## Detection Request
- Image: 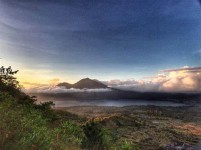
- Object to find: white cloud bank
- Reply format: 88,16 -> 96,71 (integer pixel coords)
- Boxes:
105,66 -> 201,93
24,86 -> 112,94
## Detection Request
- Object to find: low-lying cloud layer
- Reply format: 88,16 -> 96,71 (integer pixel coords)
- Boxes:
105,66 -> 201,93
24,86 -> 112,94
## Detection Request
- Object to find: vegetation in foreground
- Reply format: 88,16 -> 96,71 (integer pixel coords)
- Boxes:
0,67 -> 118,150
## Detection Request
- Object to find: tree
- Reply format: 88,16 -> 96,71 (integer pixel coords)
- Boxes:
0,66 -> 19,88
0,66 -> 34,104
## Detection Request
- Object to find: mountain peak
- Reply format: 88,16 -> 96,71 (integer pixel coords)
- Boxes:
58,78 -> 107,89
81,77 -> 90,81
73,78 -> 107,89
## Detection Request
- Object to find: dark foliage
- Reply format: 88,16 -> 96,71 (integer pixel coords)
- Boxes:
82,121 -> 111,150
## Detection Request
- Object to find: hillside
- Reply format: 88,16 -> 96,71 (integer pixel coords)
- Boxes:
0,69 -> 112,150
57,82 -> 73,89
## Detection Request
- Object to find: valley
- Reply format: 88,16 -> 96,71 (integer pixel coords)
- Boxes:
58,105 -> 201,149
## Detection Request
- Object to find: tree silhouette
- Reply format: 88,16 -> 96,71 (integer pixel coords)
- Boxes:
0,66 -> 19,89
0,66 -> 19,78
0,66 -> 27,104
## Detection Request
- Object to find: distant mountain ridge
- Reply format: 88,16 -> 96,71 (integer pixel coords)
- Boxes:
53,78 -> 201,104
57,78 -> 107,89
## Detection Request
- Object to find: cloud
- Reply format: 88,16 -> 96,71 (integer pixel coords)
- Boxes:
48,78 -> 60,85
194,50 -> 201,54
21,82 -> 47,87
105,66 -> 201,93
160,66 -> 201,73
21,77 -> 60,89
158,67 -> 201,92
24,86 -> 112,94
103,79 -> 139,87
105,79 -> 161,92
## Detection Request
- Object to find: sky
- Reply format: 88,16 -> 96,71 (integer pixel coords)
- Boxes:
0,0 -> 201,92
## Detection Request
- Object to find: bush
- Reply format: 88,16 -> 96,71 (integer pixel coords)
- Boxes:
82,121 -> 112,150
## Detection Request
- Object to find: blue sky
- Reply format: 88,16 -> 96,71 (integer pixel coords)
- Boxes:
0,0 -> 201,85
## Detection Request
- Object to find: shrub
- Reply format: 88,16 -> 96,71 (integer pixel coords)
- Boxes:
82,121 -> 112,150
